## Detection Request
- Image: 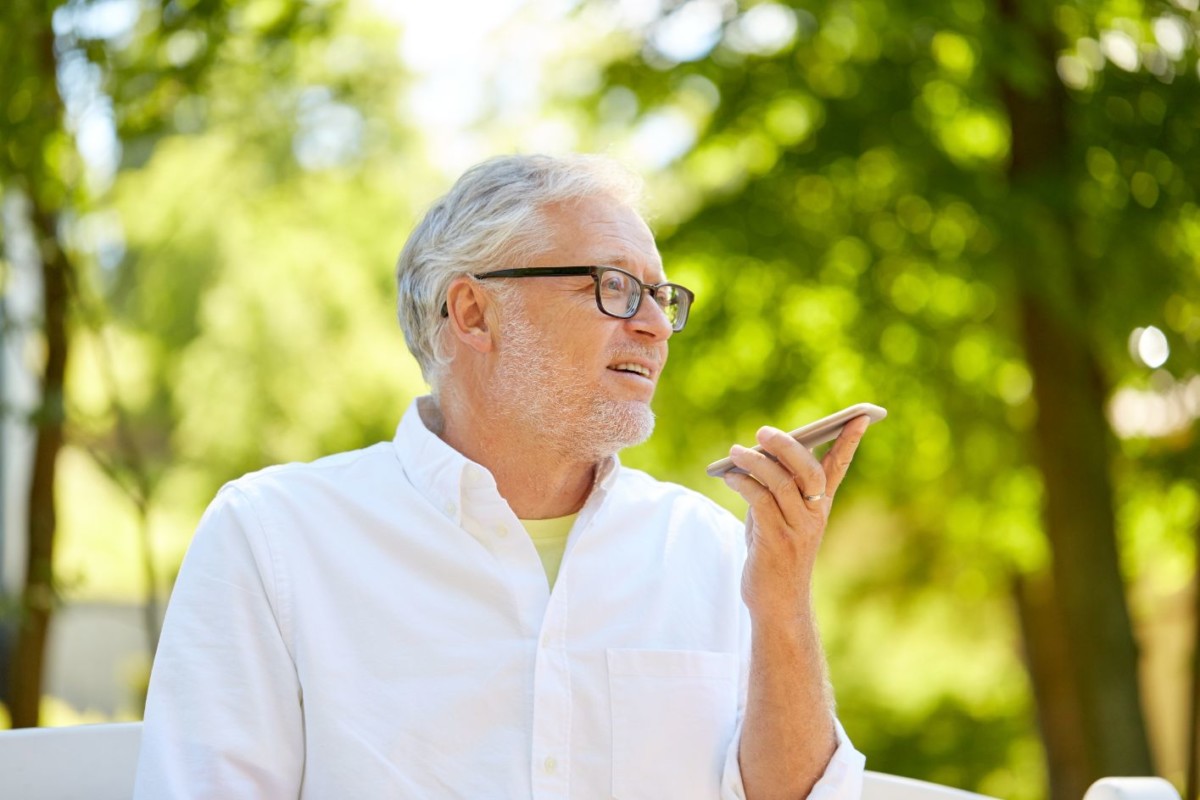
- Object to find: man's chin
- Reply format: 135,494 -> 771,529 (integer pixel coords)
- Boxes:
592,400 -> 655,454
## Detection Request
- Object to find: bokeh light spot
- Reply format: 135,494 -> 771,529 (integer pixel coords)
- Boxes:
1129,326 -> 1170,367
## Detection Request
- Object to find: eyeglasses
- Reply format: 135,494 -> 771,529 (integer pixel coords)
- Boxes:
440,266 -> 695,332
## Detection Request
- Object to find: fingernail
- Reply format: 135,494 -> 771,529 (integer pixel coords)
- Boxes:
757,426 -> 782,444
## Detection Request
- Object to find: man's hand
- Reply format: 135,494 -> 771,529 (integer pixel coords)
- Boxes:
722,415 -> 871,799
722,415 -> 871,622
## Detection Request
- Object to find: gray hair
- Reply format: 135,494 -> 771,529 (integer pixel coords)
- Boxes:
395,153 -> 645,389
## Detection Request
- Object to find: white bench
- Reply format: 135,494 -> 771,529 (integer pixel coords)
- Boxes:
863,771 -> 999,800
0,722 -> 141,799
0,722 -> 1184,800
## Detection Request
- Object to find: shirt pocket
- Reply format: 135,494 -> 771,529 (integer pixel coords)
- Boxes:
607,648 -> 739,800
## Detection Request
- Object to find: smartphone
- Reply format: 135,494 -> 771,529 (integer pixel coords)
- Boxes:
705,402 -> 888,478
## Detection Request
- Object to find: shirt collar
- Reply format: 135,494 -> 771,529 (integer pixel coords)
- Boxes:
392,396 -> 621,523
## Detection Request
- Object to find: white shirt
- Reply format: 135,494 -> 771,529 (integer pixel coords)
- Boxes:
134,398 -> 866,799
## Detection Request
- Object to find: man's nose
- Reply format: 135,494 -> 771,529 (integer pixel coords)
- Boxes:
627,292 -> 674,340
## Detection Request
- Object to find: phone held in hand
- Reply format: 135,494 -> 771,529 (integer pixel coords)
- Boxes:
705,402 -> 888,478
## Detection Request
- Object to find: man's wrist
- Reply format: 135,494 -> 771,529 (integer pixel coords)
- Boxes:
748,606 -> 819,647
745,591 -> 815,632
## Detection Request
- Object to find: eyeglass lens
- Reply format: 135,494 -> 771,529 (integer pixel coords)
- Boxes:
597,268 -> 688,329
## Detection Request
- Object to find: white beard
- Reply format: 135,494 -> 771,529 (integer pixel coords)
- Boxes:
489,308 -> 655,461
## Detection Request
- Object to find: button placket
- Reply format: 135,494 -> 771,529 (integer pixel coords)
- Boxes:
530,589 -> 572,798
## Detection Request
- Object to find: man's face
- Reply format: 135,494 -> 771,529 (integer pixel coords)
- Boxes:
487,194 -> 675,459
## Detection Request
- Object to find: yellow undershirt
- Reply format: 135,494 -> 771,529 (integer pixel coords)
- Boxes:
519,514 -> 578,590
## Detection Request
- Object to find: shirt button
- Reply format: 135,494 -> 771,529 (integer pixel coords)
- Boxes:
444,501 -> 457,517
543,756 -> 557,774
495,524 -> 508,538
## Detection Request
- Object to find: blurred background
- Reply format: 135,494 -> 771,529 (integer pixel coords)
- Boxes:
0,1 -> 1197,798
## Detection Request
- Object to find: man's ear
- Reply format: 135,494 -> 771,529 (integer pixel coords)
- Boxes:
444,277 -> 496,354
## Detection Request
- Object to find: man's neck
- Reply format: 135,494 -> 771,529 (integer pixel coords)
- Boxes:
420,395 -> 601,519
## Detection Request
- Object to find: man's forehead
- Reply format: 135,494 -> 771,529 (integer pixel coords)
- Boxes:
590,251 -> 663,270
543,198 -> 664,273
543,196 -> 647,233
575,249 -> 666,282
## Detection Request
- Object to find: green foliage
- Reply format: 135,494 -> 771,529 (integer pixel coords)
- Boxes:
586,0 -> 1200,794
2,0 -> 437,600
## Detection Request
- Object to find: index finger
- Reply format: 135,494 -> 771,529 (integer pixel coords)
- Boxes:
822,415 -> 871,498
754,425 -> 827,496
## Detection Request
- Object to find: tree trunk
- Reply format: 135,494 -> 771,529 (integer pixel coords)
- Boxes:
6,8 -> 71,730
1020,291 -> 1154,776
995,0 -> 1155,787
1012,572 -> 1092,800
1186,518 -> 1199,800
8,201 -> 70,729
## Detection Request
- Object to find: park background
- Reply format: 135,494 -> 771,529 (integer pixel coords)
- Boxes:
0,0 -> 1197,798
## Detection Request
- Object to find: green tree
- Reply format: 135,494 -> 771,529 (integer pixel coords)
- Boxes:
0,0 -> 74,732
0,0 -> 430,727
575,0 -> 1199,796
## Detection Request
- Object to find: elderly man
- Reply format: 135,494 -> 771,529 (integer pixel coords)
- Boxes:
134,154 -> 869,799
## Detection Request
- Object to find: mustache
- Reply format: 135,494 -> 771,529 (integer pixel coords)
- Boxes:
607,346 -> 664,369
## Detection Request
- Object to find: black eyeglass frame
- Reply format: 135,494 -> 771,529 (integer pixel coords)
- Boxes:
439,266 -> 695,332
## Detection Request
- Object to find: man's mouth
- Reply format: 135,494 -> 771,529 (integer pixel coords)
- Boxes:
610,362 -> 652,379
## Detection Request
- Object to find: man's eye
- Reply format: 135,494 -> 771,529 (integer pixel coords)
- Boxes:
600,274 -> 629,293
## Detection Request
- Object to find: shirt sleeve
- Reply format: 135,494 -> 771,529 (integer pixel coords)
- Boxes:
133,484 -> 305,799
720,717 -> 865,800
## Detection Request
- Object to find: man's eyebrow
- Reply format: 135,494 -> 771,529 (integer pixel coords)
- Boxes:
593,254 -> 633,267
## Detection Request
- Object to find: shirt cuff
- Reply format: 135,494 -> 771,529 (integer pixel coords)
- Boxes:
720,717 -> 866,800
